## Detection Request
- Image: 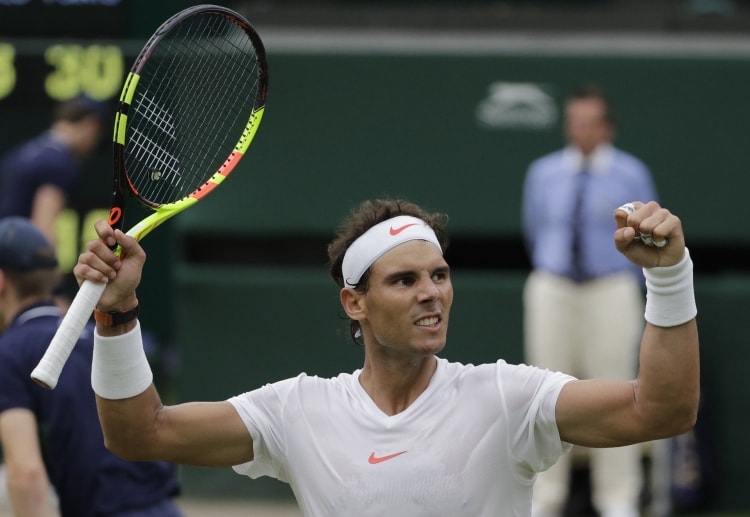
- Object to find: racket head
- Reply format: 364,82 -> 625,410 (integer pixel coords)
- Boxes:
110,4 -> 268,237
31,5 -> 268,391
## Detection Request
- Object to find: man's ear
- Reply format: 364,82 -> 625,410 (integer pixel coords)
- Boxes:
340,287 -> 366,322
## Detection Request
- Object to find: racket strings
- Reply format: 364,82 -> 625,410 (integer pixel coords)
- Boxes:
124,12 -> 263,207
129,93 -> 180,191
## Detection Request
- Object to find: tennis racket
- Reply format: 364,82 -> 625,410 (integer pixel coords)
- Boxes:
31,4 -> 268,389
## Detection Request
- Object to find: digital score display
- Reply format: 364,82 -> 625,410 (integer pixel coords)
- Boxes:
0,0 -> 216,104
0,41 -> 129,105
0,1 -> 129,104
0,39 -> 135,272
0,0 -> 216,280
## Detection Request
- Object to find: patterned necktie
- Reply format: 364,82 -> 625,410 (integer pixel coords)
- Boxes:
570,167 -> 589,282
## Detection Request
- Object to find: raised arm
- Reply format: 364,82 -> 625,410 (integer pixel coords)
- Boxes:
555,201 -> 699,447
74,220 -> 253,466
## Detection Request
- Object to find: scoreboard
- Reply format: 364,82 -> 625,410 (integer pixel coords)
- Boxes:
0,0 -> 179,273
0,0 -> 234,309
0,0 -> 217,337
0,37 -> 134,272
0,0 -> 225,107
0,40 -> 131,106
0,0 -> 131,107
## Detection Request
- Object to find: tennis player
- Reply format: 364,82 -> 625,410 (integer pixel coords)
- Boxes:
75,198 -> 698,517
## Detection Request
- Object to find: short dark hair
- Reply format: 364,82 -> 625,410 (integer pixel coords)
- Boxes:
5,269 -> 59,299
327,199 -> 449,289
53,95 -> 111,127
327,199 -> 449,344
567,83 -> 615,127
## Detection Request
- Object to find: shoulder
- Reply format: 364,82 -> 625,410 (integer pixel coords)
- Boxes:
525,150 -> 567,185
0,309 -> 87,368
438,358 -> 539,390
528,149 -> 564,172
0,324 -> 38,364
437,359 -> 575,410
611,147 -> 651,176
231,372 -> 351,404
0,331 -> 35,412
495,361 -> 576,402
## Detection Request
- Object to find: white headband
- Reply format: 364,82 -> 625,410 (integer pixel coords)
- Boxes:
341,215 -> 442,287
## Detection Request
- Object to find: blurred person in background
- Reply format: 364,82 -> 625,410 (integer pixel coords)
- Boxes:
0,95 -> 108,247
0,95 -> 110,310
521,84 -> 658,517
0,216 -> 183,517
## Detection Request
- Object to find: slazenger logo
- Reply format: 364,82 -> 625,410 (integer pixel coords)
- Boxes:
476,82 -> 558,130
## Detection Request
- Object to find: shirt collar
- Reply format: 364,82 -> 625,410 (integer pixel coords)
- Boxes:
561,143 -> 614,176
10,300 -> 61,328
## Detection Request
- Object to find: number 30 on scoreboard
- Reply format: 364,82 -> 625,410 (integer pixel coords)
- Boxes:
0,42 -> 124,102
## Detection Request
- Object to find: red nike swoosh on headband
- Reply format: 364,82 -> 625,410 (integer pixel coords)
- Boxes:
389,223 -> 418,236
368,451 -> 407,464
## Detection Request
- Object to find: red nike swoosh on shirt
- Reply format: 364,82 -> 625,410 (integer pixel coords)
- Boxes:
389,223 -> 418,236
368,451 -> 407,464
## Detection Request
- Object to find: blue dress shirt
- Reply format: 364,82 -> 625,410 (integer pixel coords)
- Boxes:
522,143 -> 657,282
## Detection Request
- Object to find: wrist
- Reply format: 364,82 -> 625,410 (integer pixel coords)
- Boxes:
94,303 -> 139,326
643,247 -> 697,327
94,297 -> 139,335
96,294 -> 138,314
92,321 -> 153,399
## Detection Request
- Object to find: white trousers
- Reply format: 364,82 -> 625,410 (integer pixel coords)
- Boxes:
523,270 -> 645,515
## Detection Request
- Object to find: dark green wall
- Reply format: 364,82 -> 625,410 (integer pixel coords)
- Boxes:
175,49 -> 750,242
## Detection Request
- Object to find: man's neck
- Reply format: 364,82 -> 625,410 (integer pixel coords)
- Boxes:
358,354 -> 437,416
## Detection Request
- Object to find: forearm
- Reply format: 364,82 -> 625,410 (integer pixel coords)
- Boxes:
91,318 -> 254,466
634,248 -> 700,436
95,385 -> 165,461
634,320 -> 700,437
8,469 -> 55,517
92,320 -> 163,460
559,203 -> 701,446
97,393 -> 254,466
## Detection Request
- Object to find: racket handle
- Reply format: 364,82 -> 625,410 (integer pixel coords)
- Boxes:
31,280 -> 107,389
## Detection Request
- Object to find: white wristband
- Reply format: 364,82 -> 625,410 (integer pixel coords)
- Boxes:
643,247 -> 697,327
92,321 -> 153,399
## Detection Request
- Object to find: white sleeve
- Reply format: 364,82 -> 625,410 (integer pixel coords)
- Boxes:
497,361 -> 576,473
227,375 -> 305,482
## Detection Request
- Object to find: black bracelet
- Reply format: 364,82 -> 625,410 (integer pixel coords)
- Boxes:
94,304 -> 139,327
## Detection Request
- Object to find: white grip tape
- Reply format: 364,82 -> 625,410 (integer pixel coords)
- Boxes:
31,280 -> 107,389
92,321 -> 153,400
643,247 -> 697,327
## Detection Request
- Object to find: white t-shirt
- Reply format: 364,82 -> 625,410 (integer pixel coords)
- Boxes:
228,357 -> 575,517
